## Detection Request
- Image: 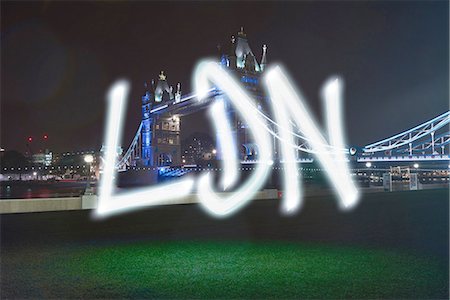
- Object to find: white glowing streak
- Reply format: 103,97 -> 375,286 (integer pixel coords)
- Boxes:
209,100 -> 238,190
150,104 -> 168,113
266,78 -> 302,214
96,80 -> 194,218
194,61 -> 272,217
264,66 -> 359,210
323,78 -> 351,189
257,106 -> 348,153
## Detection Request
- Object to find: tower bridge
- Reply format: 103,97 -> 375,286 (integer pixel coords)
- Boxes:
116,28 -> 450,172
120,27 -> 272,170
357,111 -> 450,163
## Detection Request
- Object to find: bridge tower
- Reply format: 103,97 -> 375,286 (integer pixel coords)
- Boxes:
140,72 -> 181,167
137,28 -> 273,167
219,27 -> 274,160
141,83 -> 153,166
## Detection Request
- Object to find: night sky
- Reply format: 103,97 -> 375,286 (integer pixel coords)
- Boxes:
1,1 -> 448,154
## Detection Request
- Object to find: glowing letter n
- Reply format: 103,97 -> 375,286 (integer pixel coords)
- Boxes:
265,67 -> 359,213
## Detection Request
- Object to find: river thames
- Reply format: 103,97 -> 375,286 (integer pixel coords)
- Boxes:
0,181 -> 95,199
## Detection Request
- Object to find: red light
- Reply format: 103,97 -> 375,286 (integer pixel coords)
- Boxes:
28,136 -> 33,143
43,134 -> 48,140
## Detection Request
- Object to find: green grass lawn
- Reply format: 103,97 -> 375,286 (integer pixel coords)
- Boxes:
2,240 -> 448,299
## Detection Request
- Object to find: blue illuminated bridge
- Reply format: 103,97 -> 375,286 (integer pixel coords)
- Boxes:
116,90 -> 449,171
114,28 -> 449,173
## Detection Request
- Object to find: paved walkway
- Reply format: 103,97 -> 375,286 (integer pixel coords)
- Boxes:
1,189 -> 448,258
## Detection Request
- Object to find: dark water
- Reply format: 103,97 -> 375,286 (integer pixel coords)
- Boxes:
1,178 -> 445,199
0,182 -> 96,199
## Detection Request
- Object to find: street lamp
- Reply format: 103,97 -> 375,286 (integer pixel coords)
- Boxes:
84,154 -> 94,195
84,154 -> 94,164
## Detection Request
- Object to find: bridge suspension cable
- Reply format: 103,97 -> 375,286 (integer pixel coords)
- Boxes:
116,122 -> 143,171
117,83 -> 449,169
363,111 -> 450,154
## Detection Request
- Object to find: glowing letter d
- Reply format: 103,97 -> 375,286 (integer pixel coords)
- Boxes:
194,61 -> 273,217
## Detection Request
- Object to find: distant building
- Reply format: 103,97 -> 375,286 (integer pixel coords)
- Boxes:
181,133 -> 215,165
32,151 -> 52,166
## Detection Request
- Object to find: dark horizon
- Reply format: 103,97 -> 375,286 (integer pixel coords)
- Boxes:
1,1 -> 448,154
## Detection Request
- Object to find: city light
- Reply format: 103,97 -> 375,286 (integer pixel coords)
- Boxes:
413,163 -> 419,169
365,162 -> 372,168
43,134 -> 48,140
27,136 -> 33,143
84,154 -> 94,164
